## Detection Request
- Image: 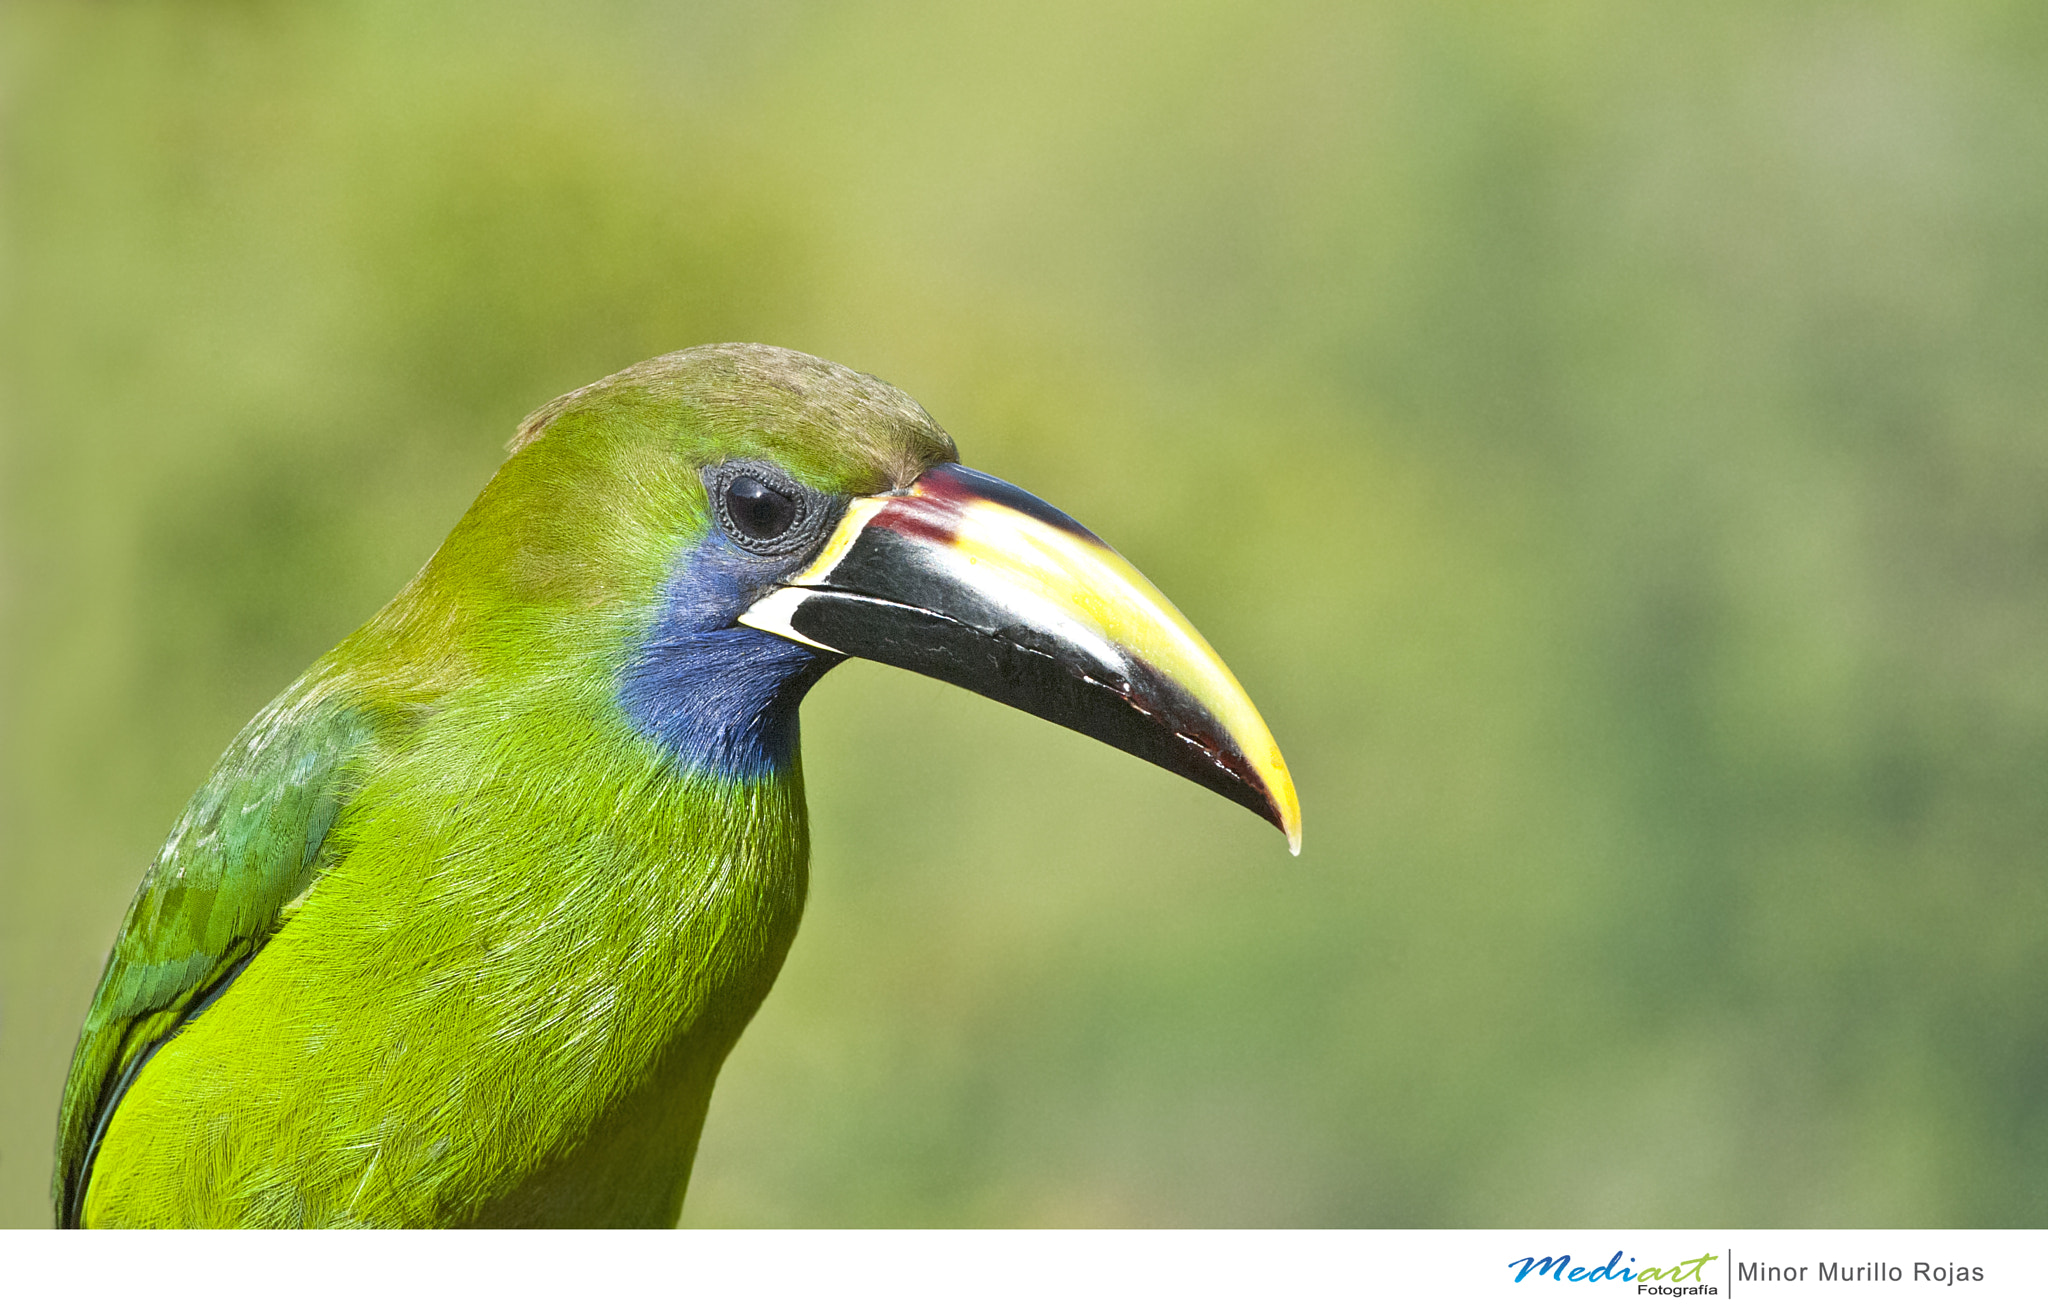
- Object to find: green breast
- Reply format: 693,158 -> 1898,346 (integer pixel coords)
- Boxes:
81,689 -> 811,1228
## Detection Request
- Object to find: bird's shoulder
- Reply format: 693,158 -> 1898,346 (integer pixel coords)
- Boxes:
52,674 -> 400,1226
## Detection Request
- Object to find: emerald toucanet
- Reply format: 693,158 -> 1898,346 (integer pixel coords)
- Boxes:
54,344 -> 1300,1227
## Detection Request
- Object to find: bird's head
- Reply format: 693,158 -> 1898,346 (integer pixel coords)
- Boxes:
406,343 -> 1298,851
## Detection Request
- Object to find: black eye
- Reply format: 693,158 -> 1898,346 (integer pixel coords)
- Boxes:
724,475 -> 798,542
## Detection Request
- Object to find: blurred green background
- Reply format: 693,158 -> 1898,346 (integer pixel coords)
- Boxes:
6,0 -> 2048,1228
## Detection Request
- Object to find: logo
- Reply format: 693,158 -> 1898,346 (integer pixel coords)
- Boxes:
1509,1251 -> 1719,1297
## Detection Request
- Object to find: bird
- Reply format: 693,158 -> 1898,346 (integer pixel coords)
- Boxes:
53,343 -> 1300,1228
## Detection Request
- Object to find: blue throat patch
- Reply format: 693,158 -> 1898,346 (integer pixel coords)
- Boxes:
619,538 -> 842,779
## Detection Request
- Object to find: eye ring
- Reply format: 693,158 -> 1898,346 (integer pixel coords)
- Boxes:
705,461 -> 835,556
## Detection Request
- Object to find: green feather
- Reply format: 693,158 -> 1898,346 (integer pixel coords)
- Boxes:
54,682 -> 381,1226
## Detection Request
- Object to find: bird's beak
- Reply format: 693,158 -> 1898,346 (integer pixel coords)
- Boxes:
738,463 -> 1301,852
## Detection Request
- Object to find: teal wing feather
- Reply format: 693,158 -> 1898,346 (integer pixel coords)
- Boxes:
53,680 -> 381,1227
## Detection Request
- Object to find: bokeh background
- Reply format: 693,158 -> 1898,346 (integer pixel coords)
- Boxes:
6,0 -> 2048,1228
